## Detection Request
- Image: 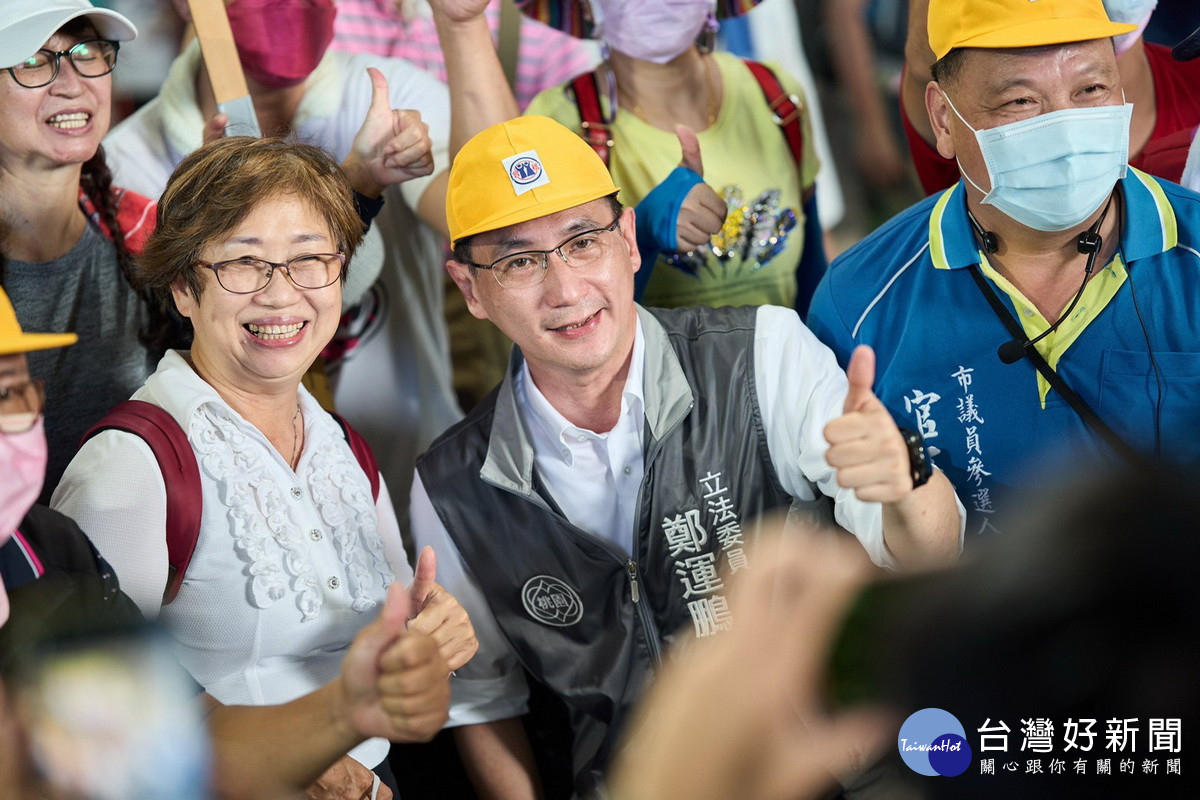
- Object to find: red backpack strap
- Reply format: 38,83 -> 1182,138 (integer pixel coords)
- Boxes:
570,71 -> 613,168
743,60 -> 804,169
331,413 -> 381,502
81,400 -> 201,605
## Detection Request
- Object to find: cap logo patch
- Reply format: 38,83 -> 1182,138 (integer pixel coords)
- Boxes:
503,150 -> 551,195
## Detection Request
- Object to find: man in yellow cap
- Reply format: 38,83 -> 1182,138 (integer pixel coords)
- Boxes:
411,114 -> 963,797
808,0 -> 1200,539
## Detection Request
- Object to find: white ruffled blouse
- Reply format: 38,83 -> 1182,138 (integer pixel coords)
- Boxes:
53,350 -> 413,768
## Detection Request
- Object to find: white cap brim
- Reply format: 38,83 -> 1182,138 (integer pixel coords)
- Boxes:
1,4 -> 137,69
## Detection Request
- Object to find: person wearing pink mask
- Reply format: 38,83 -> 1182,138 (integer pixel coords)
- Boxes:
521,0 -> 828,316
900,0 -> 1200,192
0,282 -> 457,800
103,0 -> 518,544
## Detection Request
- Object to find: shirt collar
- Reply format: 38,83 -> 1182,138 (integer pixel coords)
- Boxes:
518,316 -> 646,449
928,171 -> 1178,271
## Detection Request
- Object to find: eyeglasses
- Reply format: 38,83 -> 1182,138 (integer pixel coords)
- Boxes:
5,39 -> 120,89
0,380 -> 45,434
465,215 -> 624,290
193,253 -> 346,294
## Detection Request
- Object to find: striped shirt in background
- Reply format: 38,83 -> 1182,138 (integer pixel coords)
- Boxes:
331,0 -> 601,109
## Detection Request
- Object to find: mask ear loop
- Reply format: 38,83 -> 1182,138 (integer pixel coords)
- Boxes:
940,90 -> 994,198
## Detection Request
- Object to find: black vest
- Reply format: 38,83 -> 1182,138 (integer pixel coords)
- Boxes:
418,306 -> 809,795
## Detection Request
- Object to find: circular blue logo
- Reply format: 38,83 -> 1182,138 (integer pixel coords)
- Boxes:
898,708 -> 972,777
509,156 -> 543,185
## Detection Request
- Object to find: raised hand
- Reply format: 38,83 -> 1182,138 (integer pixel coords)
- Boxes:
340,581 -> 450,745
425,0 -> 491,24
406,546 -> 479,672
673,124 -> 727,252
823,345 -> 914,503
345,67 -> 435,198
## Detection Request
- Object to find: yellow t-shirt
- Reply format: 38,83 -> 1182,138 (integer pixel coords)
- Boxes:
525,51 -> 820,309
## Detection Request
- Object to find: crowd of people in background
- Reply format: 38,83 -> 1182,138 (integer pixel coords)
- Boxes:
2,0 -> 1199,798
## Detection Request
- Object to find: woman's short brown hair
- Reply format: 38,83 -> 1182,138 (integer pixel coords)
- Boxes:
137,137 -> 364,300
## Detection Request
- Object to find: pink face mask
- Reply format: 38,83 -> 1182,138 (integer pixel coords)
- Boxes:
592,0 -> 715,64
0,416 -> 47,542
226,0 -> 337,89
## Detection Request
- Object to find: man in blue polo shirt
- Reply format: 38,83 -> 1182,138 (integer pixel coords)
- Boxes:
809,0 -> 1200,537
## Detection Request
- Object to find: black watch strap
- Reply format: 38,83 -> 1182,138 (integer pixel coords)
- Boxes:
898,427 -> 932,489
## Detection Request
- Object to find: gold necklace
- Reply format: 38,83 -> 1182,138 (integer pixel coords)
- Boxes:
619,54 -> 718,129
289,402 -> 302,469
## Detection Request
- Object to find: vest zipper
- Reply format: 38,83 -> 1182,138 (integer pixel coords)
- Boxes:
627,560 -> 662,666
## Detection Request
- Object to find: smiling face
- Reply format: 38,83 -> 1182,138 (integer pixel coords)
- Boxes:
926,39 -> 1124,197
0,26 -> 112,173
447,199 -> 641,388
172,193 -> 342,398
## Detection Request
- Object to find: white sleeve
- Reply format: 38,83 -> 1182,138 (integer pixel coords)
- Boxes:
373,477 -> 415,586
752,305 -> 891,567
50,430 -> 170,619
410,472 -> 530,725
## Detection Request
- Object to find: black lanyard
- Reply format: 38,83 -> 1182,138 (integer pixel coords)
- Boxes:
966,264 -> 1149,468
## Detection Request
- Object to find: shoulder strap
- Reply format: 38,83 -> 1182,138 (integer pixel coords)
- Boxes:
570,71 -> 613,168
742,59 -> 804,169
81,400 -> 201,605
331,413 -> 381,502
965,266 -> 1149,468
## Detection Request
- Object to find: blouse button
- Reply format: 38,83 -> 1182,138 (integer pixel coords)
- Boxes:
623,465 -> 632,475
291,487 -> 303,499
328,576 -> 340,590
310,529 -> 323,542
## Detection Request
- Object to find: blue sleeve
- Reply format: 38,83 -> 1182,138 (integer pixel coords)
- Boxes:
793,192 -> 828,320
633,166 -> 705,301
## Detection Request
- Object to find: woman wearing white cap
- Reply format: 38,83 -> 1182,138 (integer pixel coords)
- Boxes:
0,0 -> 155,504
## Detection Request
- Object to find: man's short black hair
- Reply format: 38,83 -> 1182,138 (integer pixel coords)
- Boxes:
930,48 -> 968,85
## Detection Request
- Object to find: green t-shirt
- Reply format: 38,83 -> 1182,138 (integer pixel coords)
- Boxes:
526,51 -> 820,308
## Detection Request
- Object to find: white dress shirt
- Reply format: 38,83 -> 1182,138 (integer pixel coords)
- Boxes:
411,305 -> 964,725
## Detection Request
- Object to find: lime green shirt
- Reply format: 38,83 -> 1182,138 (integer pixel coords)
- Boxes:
526,51 -> 820,308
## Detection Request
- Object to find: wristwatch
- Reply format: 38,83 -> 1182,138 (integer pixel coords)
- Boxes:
898,428 -> 932,489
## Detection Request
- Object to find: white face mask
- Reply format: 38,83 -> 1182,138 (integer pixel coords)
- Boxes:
1104,0 -> 1158,55
591,0 -> 715,64
944,93 -> 1132,232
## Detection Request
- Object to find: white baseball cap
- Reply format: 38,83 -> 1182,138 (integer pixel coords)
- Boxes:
1,0 -> 138,69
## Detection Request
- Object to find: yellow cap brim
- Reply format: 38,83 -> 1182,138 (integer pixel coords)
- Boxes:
937,18 -> 1136,59
0,332 -> 78,356
451,184 -> 620,248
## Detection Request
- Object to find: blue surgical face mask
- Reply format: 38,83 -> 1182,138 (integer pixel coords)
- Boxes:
943,93 -> 1132,232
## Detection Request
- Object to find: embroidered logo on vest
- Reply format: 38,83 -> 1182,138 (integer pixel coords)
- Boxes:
521,575 -> 583,626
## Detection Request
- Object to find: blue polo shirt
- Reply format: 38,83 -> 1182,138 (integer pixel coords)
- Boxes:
809,170 -> 1200,537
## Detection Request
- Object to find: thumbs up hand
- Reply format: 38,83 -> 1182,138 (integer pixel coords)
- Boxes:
823,346 -> 915,504
673,124 -> 727,252
339,581 -> 450,744
405,546 -> 479,673
345,67 -> 435,198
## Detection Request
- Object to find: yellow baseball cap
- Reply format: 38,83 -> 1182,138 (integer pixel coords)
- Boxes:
0,287 -> 77,356
446,116 -> 620,247
928,0 -> 1136,61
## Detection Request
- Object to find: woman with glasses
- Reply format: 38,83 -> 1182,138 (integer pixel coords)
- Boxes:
0,1 -> 157,503
52,137 -> 477,799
